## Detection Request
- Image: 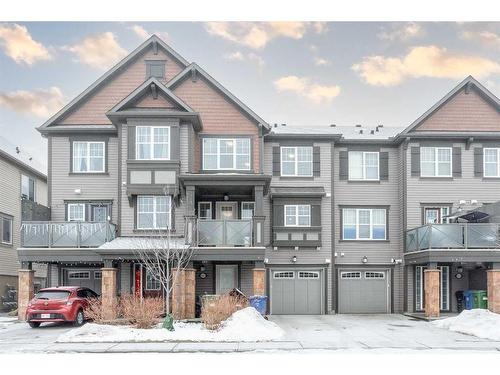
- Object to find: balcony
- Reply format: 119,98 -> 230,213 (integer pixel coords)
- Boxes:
21,221 -> 117,248
185,218 -> 256,247
405,223 -> 500,253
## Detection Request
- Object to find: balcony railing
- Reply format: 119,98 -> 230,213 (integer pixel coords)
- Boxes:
185,218 -> 254,247
405,223 -> 500,253
21,221 -> 116,248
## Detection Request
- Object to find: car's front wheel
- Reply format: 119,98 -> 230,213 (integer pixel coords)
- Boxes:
29,322 -> 40,328
73,309 -> 84,327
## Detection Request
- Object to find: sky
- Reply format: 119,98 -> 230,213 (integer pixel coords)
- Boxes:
1,21 -> 500,172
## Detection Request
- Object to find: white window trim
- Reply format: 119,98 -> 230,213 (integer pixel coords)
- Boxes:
136,126 -> 171,161
348,151 -> 380,181
298,271 -> 320,279
273,271 -> 294,279
483,148 -> 500,178
340,271 -> 361,279
94,271 -> 102,279
198,201 -> 212,220
280,146 -> 313,177
136,195 -> 171,230
68,271 -> 91,280
72,141 -> 105,173
423,206 -> 450,224
145,269 -> 161,291
420,147 -> 452,177
67,203 -> 86,222
365,271 -> 385,279
202,138 -> 251,171
284,204 -> 311,227
342,208 -> 387,241
1,216 -> 12,245
241,201 -> 255,220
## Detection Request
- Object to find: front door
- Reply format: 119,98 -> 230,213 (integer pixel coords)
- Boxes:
216,202 -> 237,220
216,265 -> 238,294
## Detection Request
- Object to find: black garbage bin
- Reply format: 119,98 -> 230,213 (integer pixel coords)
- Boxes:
455,290 -> 465,313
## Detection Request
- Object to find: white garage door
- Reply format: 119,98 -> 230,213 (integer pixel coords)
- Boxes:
338,269 -> 390,314
270,269 -> 324,315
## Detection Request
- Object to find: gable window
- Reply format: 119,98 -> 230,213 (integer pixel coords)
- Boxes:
1,216 -> 12,245
342,208 -> 386,240
241,202 -> 255,220
202,138 -> 251,170
136,126 -> 170,160
67,203 -> 85,222
420,147 -> 452,177
73,141 -> 105,173
484,148 -> 500,177
137,196 -> 171,229
348,151 -> 379,180
145,268 -> 161,290
146,61 -> 165,79
21,175 -> 35,201
280,147 -> 312,176
284,205 -> 311,227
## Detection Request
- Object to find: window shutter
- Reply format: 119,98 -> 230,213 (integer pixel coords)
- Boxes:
272,147 -> 281,176
313,146 -> 320,177
410,147 -> 420,176
128,126 -> 136,160
272,204 -> 284,226
452,147 -> 462,177
474,147 -> 483,177
379,152 -> 389,180
339,151 -> 348,180
311,204 -> 321,226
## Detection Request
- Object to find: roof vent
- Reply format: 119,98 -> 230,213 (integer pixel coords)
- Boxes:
355,124 -> 362,128
281,123 -> 286,127
370,130 -> 375,135
274,123 -> 278,128
330,124 -> 336,127
359,129 -> 363,134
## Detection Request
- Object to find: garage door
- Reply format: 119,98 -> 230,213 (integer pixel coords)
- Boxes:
338,269 -> 390,313
63,269 -> 102,294
270,269 -> 323,314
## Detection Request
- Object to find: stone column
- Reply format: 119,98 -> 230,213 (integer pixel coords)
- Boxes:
18,267 -> 35,321
424,269 -> 440,318
172,269 -> 186,319
487,268 -> 500,313
184,268 -> 196,319
253,268 -> 266,296
101,267 -> 118,320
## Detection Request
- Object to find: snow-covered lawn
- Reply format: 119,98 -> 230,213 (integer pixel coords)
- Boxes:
432,309 -> 500,341
57,307 -> 284,343
0,317 -> 17,328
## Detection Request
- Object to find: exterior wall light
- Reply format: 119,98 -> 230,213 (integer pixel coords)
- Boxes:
223,193 -> 229,201
362,256 -> 368,264
292,255 -> 297,263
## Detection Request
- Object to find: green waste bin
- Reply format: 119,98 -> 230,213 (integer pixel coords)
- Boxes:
474,290 -> 488,309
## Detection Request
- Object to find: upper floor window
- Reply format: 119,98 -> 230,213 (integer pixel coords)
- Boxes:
137,195 -> 171,229
21,175 -> 35,201
284,205 -> 311,227
68,203 -> 85,222
423,206 -> 450,224
73,141 -> 105,173
342,208 -> 386,240
202,138 -> 250,170
348,151 -> 379,180
1,215 -> 12,245
484,148 -> 500,177
420,147 -> 452,177
136,126 -> 170,160
281,146 -> 312,176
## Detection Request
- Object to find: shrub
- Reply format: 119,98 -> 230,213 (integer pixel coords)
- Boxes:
201,294 -> 248,331
120,295 -> 165,329
83,298 -> 118,324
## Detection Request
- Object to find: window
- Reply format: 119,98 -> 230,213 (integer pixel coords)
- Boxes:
136,126 -> 170,160
202,138 -> 251,170
137,196 -> 171,229
273,271 -> 294,279
348,151 -> 379,180
241,202 -> 255,220
424,206 -> 450,224
284,205 -> 311,227
146,61 -> 165,79
68,271 -> 90,279
342,208 -> 386,240
21,175 -> 35,201
198,202 -> 212,220
280,147 -> 313,176
420,147 -> 452,177
67,203 -> 85,222
2,216 -> 12,245
341,271 -> 361,279
365,272 -> 385,279
72,141 -> 105,173
484,148 -> 500,177
415,266 -> 449,311
94,271 -> 102,279
145,269 -> 161,290
298,271 -> 320,279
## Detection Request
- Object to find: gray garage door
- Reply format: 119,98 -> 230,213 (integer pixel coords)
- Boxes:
270,269 -> 323,314
338,269 -> 390,314
63,269 -> 102,294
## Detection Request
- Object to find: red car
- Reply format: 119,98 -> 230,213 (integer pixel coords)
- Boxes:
26,286 -> 99,328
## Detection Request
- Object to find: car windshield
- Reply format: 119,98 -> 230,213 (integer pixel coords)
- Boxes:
35,291 -> 71,300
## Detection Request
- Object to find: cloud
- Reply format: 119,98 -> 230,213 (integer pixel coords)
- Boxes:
274,75 -> 341,103
352,45 -> 500,86
129,24 -> 169,42
378,22 -> 424,42
461,29 -> 500,48
314,57 -> 331,66
0,23 -> 53,65
63,32 -> 127,69
224,51 -> 265,68
205,22 -> 327,49
0,87 -> 64,118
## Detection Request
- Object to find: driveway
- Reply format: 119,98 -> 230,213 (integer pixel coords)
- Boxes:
0,314 -> 499,353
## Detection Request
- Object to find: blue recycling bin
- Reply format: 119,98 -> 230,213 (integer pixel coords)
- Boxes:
249,295 -> 268,316
463,290 -> 474,310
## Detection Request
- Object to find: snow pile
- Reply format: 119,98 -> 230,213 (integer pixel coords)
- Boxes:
57,307 -> 284,343
432,309 -> 500,341
0,317 -> 17,328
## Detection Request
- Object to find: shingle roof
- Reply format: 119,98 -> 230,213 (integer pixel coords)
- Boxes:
270,124 -> 403,140
0,135 -> 46,179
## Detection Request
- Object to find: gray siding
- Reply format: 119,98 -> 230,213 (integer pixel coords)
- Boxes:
120,262 -> 131,295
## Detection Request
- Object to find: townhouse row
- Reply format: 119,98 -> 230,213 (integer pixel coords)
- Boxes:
16,35 -> 500,320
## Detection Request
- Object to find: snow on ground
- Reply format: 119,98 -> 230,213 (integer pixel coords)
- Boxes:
56,307 -> 284,343
0,317 -> 17,328
432,309 -> 500,341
